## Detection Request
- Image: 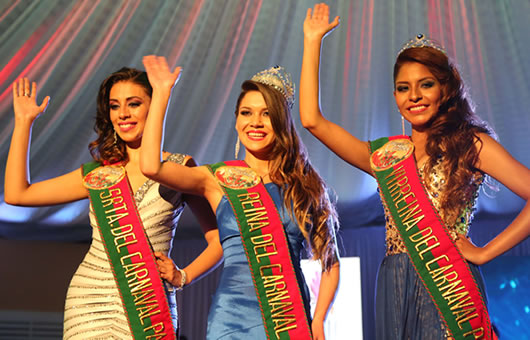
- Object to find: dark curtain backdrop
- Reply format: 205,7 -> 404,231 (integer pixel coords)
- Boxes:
1,1 -> 529,339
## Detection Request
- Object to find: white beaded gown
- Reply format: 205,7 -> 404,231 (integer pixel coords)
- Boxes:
63,153 -> 186,339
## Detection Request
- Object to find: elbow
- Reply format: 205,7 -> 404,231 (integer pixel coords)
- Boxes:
4,193 -> 22,206
301,118 -> 318,131
299,111 -> 321,131
300,119 -> 314,130
139,160 -> 161,179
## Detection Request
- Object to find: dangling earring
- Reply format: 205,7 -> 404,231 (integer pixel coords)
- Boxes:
401,116 -> 405,136
113,131 -> 118,145
235,136 -> 240,159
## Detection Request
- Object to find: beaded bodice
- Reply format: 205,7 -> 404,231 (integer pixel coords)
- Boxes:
383,156 -> 483,255
64,153 -> 186,339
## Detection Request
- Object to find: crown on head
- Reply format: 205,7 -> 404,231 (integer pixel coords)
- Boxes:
250,66 -> 295,108
398,34 -> 446,56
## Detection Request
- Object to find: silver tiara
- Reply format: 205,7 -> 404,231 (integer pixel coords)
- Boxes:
250,66 -> 295,108
398,34 -> 446,56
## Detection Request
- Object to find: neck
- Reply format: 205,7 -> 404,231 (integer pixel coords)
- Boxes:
244,152 -> 271,177
125,144 -> 141,165
411,129 -> 428,143
411,129 -> 429,161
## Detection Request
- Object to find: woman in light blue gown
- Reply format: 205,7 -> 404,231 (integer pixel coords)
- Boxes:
140,55 -> 340,340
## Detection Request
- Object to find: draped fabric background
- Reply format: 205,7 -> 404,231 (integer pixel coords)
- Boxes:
1,1 -> 529,339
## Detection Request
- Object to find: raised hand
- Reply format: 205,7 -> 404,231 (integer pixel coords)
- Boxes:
12,78 -> 50,123
303,3 -> 339,41
142,55 -> 182,92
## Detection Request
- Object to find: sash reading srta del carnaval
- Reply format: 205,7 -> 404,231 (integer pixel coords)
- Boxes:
83,162 -> 176,340
370,136 -> 496,340
208,161 -> 312,340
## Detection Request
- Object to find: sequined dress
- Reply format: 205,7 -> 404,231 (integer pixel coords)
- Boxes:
63,153 -> 186,339
375,156 -> 488,340
206,182 -> 311,339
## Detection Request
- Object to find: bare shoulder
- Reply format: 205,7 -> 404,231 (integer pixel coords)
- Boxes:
474,132 -> 497,148
474,132 -> 510,163
194,164 -> 224,211
474,132 -> 530,199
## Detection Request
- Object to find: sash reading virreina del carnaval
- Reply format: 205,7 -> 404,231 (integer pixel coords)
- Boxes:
208,160 -> 313,340
369,136 -> 497,340
83,162 -> 176,340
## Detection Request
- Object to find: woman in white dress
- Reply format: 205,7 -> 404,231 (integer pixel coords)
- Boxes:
5,67 -> 222,339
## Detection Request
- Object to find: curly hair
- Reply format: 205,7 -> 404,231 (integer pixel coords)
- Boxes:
235,81 -> 339,271
393,47 -> 494,225
88,67 -> 152,164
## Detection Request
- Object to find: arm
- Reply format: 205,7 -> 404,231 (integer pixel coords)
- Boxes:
141,57 -> 223,286
140,56 -> 217,198
176,157 -> 222,285
179,193 -> 223,284
300,3 -> 372,173
5,78 -> 87,206
154,192 -> 223,288
311,260 -> 340,340
457,133 -> 530,264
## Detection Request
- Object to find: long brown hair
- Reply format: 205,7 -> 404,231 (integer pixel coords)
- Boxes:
394,47 -> 493,225
88,67 -> 152,164
236,81 -> 339,270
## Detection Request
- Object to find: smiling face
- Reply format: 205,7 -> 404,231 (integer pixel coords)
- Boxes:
394,61 -> 442,130
235,90 -> 276,158
109,81 -> 151,148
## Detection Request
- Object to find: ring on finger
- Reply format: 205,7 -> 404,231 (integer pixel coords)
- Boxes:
24,91 -> 30,97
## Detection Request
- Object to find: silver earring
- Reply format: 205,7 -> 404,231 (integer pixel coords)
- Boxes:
113,131 -> 118,145
235,136 -> 240,159
401,116 -> 405,136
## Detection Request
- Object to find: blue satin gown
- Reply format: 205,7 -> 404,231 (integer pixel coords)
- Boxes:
206,182 -> 311,339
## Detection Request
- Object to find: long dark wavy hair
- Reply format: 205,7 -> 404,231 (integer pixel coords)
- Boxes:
236,80 -> 339,270
88,67 -> 152,164
394,47 -> 494,225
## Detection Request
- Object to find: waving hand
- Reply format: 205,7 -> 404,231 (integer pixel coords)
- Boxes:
13,78 -> 50,123
303,3 -> 339,41
143,55 -> 182,92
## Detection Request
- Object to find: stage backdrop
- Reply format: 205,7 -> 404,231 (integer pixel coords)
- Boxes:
1,1 -> 529,339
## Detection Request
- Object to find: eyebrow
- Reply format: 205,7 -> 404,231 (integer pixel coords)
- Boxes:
239,105 -> 268,110
395,77 -> 436,85
109,96 -> 144,102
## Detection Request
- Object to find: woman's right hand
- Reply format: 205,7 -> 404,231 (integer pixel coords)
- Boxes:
456,235 -> 488,265
6,77 -> 87,207
142,55 -> 182,92
12,78 -> 50,124
303,3 -> 339,41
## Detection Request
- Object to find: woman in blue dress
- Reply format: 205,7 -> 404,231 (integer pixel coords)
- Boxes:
139,55 -> 340,340
299,3 -> 530,340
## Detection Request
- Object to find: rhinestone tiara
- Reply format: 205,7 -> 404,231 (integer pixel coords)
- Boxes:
398,34 -> 446,56
250,66 -> 295,108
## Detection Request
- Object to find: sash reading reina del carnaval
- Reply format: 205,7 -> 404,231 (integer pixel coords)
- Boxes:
83,161 -> 176,340
370,136 -> 497,340
208,160 -> 312,340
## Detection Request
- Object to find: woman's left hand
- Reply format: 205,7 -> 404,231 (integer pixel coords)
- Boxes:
154,251 -> 182,287
311,317 -> 326,340
303,3 -> 339,41
456,235 -> 487,265
142,55 -> 182,91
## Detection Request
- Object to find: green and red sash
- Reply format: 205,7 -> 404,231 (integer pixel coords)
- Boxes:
208,160 -> 312,340
370,136 -> 497,340
83,162 -> 176,340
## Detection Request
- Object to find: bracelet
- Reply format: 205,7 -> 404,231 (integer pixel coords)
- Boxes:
175,268 -> 187,291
